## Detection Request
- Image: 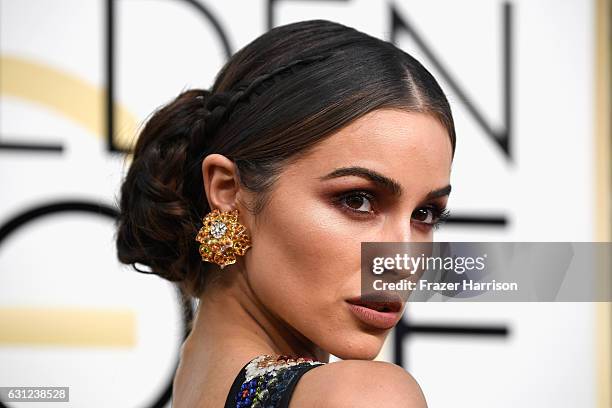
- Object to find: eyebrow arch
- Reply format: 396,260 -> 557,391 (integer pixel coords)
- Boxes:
318,166 -> 451,200
425,184 -> 452,200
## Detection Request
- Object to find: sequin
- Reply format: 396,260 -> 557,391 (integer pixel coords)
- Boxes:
234,354 -> 326,408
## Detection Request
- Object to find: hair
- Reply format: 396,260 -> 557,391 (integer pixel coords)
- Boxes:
115,19 -> 456,299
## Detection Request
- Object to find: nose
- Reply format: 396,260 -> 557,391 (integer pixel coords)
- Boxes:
382,211 -> 436,243
382,217 -> 413,243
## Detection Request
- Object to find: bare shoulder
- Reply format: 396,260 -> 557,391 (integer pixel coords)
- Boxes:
289,359 -> 427,408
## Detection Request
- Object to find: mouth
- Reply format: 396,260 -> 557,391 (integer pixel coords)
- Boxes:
345,293 -> 404,330
345,293 -> 403,313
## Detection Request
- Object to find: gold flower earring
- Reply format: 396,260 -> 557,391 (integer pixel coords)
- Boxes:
195,208 -> 252,269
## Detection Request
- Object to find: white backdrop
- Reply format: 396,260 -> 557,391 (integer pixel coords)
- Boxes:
0,1 -> 606,407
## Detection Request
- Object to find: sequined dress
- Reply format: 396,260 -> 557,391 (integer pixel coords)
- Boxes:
224,354 -> 327,408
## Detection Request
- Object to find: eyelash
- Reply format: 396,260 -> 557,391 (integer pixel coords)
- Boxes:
333,189 -> 451,230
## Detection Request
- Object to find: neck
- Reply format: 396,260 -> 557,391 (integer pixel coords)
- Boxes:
185,263 -> 330,364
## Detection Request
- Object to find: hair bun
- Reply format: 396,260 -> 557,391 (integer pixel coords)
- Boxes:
115,88 -> 212,297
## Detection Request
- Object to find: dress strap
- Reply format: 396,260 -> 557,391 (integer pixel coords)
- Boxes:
275,363 -> 323,408
224,354 -> 326,408
224,358 -> 252,408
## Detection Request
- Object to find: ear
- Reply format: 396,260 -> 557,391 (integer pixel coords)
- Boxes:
201,154 -> 240,212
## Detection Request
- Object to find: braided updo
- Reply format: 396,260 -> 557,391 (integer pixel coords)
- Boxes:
115,19 -> 456,298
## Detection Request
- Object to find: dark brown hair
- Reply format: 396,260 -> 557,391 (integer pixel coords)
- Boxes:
115,19 -> 456,298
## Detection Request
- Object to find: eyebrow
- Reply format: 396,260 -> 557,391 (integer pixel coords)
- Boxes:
318,166 -> 452,200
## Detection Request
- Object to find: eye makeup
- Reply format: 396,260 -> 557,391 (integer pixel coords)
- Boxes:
331,188 -> 450,230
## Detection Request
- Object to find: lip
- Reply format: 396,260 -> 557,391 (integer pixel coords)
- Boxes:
345,293 -> 403,330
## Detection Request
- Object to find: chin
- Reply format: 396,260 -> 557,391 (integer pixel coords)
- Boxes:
325,330 -> 388,360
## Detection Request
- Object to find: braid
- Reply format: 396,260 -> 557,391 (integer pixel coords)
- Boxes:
203,54 -> 331,135
186,54 -> 331,172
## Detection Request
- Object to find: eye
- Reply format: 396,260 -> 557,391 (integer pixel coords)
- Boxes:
412,205 -> 451,229
335,190 -> 375,215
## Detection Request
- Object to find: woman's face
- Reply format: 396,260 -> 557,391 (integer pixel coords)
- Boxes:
243,108 -> 453,360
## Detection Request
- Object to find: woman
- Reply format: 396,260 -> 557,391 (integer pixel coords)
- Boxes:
116,19 -> 455,408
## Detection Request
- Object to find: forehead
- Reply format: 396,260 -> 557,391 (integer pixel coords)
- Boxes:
286,109 -> 453,188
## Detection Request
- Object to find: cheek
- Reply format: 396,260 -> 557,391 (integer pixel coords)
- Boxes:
245,188 -> 359,315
